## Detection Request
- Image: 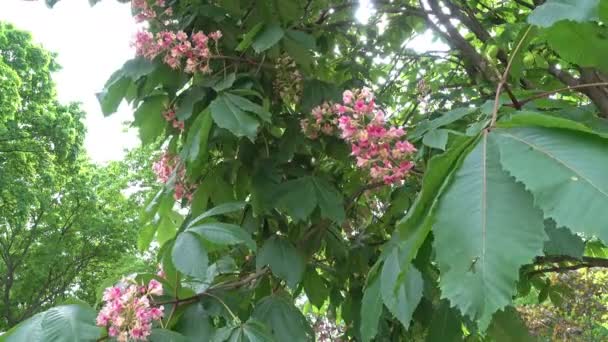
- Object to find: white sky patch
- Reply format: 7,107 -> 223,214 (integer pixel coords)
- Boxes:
0,0 -> 140,164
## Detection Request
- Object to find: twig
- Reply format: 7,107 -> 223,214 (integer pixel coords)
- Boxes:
529,255 -> 608,276
489,26 -> 532,127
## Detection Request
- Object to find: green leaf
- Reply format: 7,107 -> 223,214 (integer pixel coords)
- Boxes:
225,92 -> 271,122
176,87 -> 207,121
312,177 -> 345,223
422,129 -> 449,150
303,268 -> 329,308
299,80 -> 341,113
274,177 -> 317,221
157,215 -> 178,247
256,237 -> 305,288
360,273 -> 383,342
211,326 -> 237,342
174,304 -> 216,341
544,21 -> 608,72
494,126 -> 608,244
252,295 -> 312,342
188,222 -> 256,251
1,304 -> 102,342
498,112 -> 608,138
252,23 -> 285,53
544,220 -> 585,259
528,0 -> 599,27
236,23 -> 265,52
183,109 -> 213,163
433,132 -> 547,330
285,30 -> 316,50
188,202 -> 246,228
409,107 -> 478,139
242,320 -> 275,342
150,329 -> 188,342
487,307 -> 535,342
133,95 -> 168,145
97,76 -> 130,116
138,224 -> 157,252
380,250 -> 423,331
426,300 -> 463,342
172,232 -> 209,280
209,93 -> 259,140
212,73 -> 236,92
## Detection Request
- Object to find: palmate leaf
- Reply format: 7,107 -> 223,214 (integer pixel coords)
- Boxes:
256,237 -> 305,289
433,131 -> 547,330
494,126 -> 608,244
0,304 -> 102,342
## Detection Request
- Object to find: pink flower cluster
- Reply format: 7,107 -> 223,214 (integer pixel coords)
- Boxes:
301,88 -> 416,185
152,152 -> 196,202
134,28 -> 222,73
162,106 -> 184,132
96,279 -> 164,342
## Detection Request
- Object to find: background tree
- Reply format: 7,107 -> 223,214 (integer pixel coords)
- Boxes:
7,0 -> 608,341
0,22 -> 144,330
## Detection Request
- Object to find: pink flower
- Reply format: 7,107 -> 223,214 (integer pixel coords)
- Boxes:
109,326 -> 119,337
173,120 -> 185,131
176,31 -> 188,41
209,30 -> 222,41
149,307 -> 164,320
354,99 -> 366,112
162,108 -> 176,121
156,0 -> 165,6
356,157 -> 369,167
147,279 -> 163,296
342,90 -> 354,104
191,32 -> 208,47
103,287 -> 122,302
395,141 -> 416,154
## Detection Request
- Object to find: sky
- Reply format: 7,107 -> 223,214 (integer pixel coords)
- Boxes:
0,0 -> 140,164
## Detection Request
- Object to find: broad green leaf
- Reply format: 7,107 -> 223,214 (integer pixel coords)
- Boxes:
188,202 -> 246,228
138,224 -> 157,252
285,30 -> 316,50
172,232 -> 209,280
380,250 -> 423,331
176,87 -> 207,121
409,107 -> 477,139
236,23 -> 264,52
303,268 -> 329,308
426,300 -> 463,342
225,93 -> 271,122
545,21 -> 608,72
252,23 -> 284,53
422,129 -> 449,150
174,304 -> 215,341
256,237 -> 305,288
212,73 -> 236,92
433,132 -> 547,330
498,112 -> 608,138
97,76 -> 130,116
544,220 -> 585,259
133,95 -> 168,145
299,80 -> 341,113
487,307 -> 535,342
274,177 -> 317,221
242,320 -> 275,342
182,109 -> 213,163
252,295 -> 312,342
188,222 -> 256,251
528,0 -> 599,27
150,329 -> 188,342
360,273 -> 383,342
494,126 -> 608,244
209,94 -> 259,139
311,177 -> 345,223
1,304 -> 102,342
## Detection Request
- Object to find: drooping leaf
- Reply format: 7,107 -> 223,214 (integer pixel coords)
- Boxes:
426,300 -> 463,342
495,126 -> 608,244
544,220 -> 585,259
149,328 -> 188,342
303,267 -> 329,308
241,320 -> 275,342
188,202 -> 247,228
225,92 -> 271,122
174,304 -> 216,341
172,232 -> 209,280
252,295 -> 312,342
133,95 -> 168,145
410,107 -> 478,139
236,23 -> 265,52
528,0 -> 599,27
544,21 -> 608,72
252,23 -> 285,53
433,132 -> 547,330
274,177 -> 317,221
188,222 -> 256,251
360,273 -> 383,342
256,237 -> 305,289
487,307 -> 535,342
380,249 -> 423,331
176,87 -> 207,121
311,177 -> 345,223
212,73 -> 236,92
422,129 -> 449,150
1,304 -> 102,342
209,94 -> 259,139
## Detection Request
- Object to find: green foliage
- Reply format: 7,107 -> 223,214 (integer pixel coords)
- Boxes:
15,0 -> 608,340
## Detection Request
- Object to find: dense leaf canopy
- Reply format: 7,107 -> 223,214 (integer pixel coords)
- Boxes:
7,0 -> 608,341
